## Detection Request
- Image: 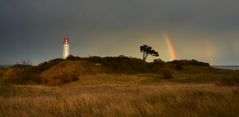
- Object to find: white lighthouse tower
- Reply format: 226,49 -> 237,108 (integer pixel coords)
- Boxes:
63,36 -> 70,59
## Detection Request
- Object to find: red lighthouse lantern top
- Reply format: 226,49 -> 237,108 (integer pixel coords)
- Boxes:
64,36 -> 69,43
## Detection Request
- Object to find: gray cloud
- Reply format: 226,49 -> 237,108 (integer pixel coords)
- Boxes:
0,0 -> 239,65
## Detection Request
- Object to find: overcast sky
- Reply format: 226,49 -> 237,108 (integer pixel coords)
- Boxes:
0,0 -> 239,65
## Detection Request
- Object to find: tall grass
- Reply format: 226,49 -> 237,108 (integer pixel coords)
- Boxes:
1,58 -> 239,116
0,78 -> 239,117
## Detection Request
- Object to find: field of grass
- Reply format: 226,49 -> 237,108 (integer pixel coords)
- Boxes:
1,58 -> 239,116
1,74 -> 239,117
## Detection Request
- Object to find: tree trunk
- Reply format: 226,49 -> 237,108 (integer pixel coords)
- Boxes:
142,52 -> 148,61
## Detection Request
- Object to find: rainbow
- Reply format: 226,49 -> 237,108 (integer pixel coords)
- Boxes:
165,34 -> 177,61
203,39 -> 214,63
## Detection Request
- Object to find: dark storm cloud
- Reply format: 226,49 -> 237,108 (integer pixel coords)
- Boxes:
0,0 -> 239,65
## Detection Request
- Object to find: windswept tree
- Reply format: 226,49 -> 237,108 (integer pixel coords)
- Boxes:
140,45 -> 159,61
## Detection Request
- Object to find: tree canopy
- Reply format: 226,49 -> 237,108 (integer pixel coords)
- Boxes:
140,45 -> 159,61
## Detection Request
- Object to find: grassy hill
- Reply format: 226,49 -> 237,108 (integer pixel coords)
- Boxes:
0,56 -> 239,116
0,56 -> 238,86
40,60 -> 103,86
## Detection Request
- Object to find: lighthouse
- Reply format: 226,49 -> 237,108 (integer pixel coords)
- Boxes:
63,36 -> 70,59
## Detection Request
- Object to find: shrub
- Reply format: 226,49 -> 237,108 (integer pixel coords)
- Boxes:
40,61 -> 83,86
2,65 -> 40,84
175,63 -> 183,70
169,59 -> 210,66
161,67 -> 173,79
147,59 -> 166,72
2,68 -> 23,83
66,55 -> 81,61
67,56 -> 150,74
36,58 -> 64,73
153,58 -> 166,65
86,56 -> 148,74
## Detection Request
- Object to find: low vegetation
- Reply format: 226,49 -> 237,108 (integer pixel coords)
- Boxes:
0,77 -> 239,117
2,65 -> 39,84
40,61 -> 102,86
0,56 -> 239,116
0,56 -> 238,86
0,67 -> 6,76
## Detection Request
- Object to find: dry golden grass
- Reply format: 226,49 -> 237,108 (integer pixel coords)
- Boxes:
1,74 -> 239,117
40,61 -> 103,86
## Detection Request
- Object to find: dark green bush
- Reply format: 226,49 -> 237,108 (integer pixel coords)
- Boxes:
36,58 -> 64,73
175,63 -> 183,70
66,55 -> 81,60
153,58 -> 166,65
161,67 -> 173,79
169,59 -> 210,66
79,56 -> 148,74
2,65 -> 40,84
